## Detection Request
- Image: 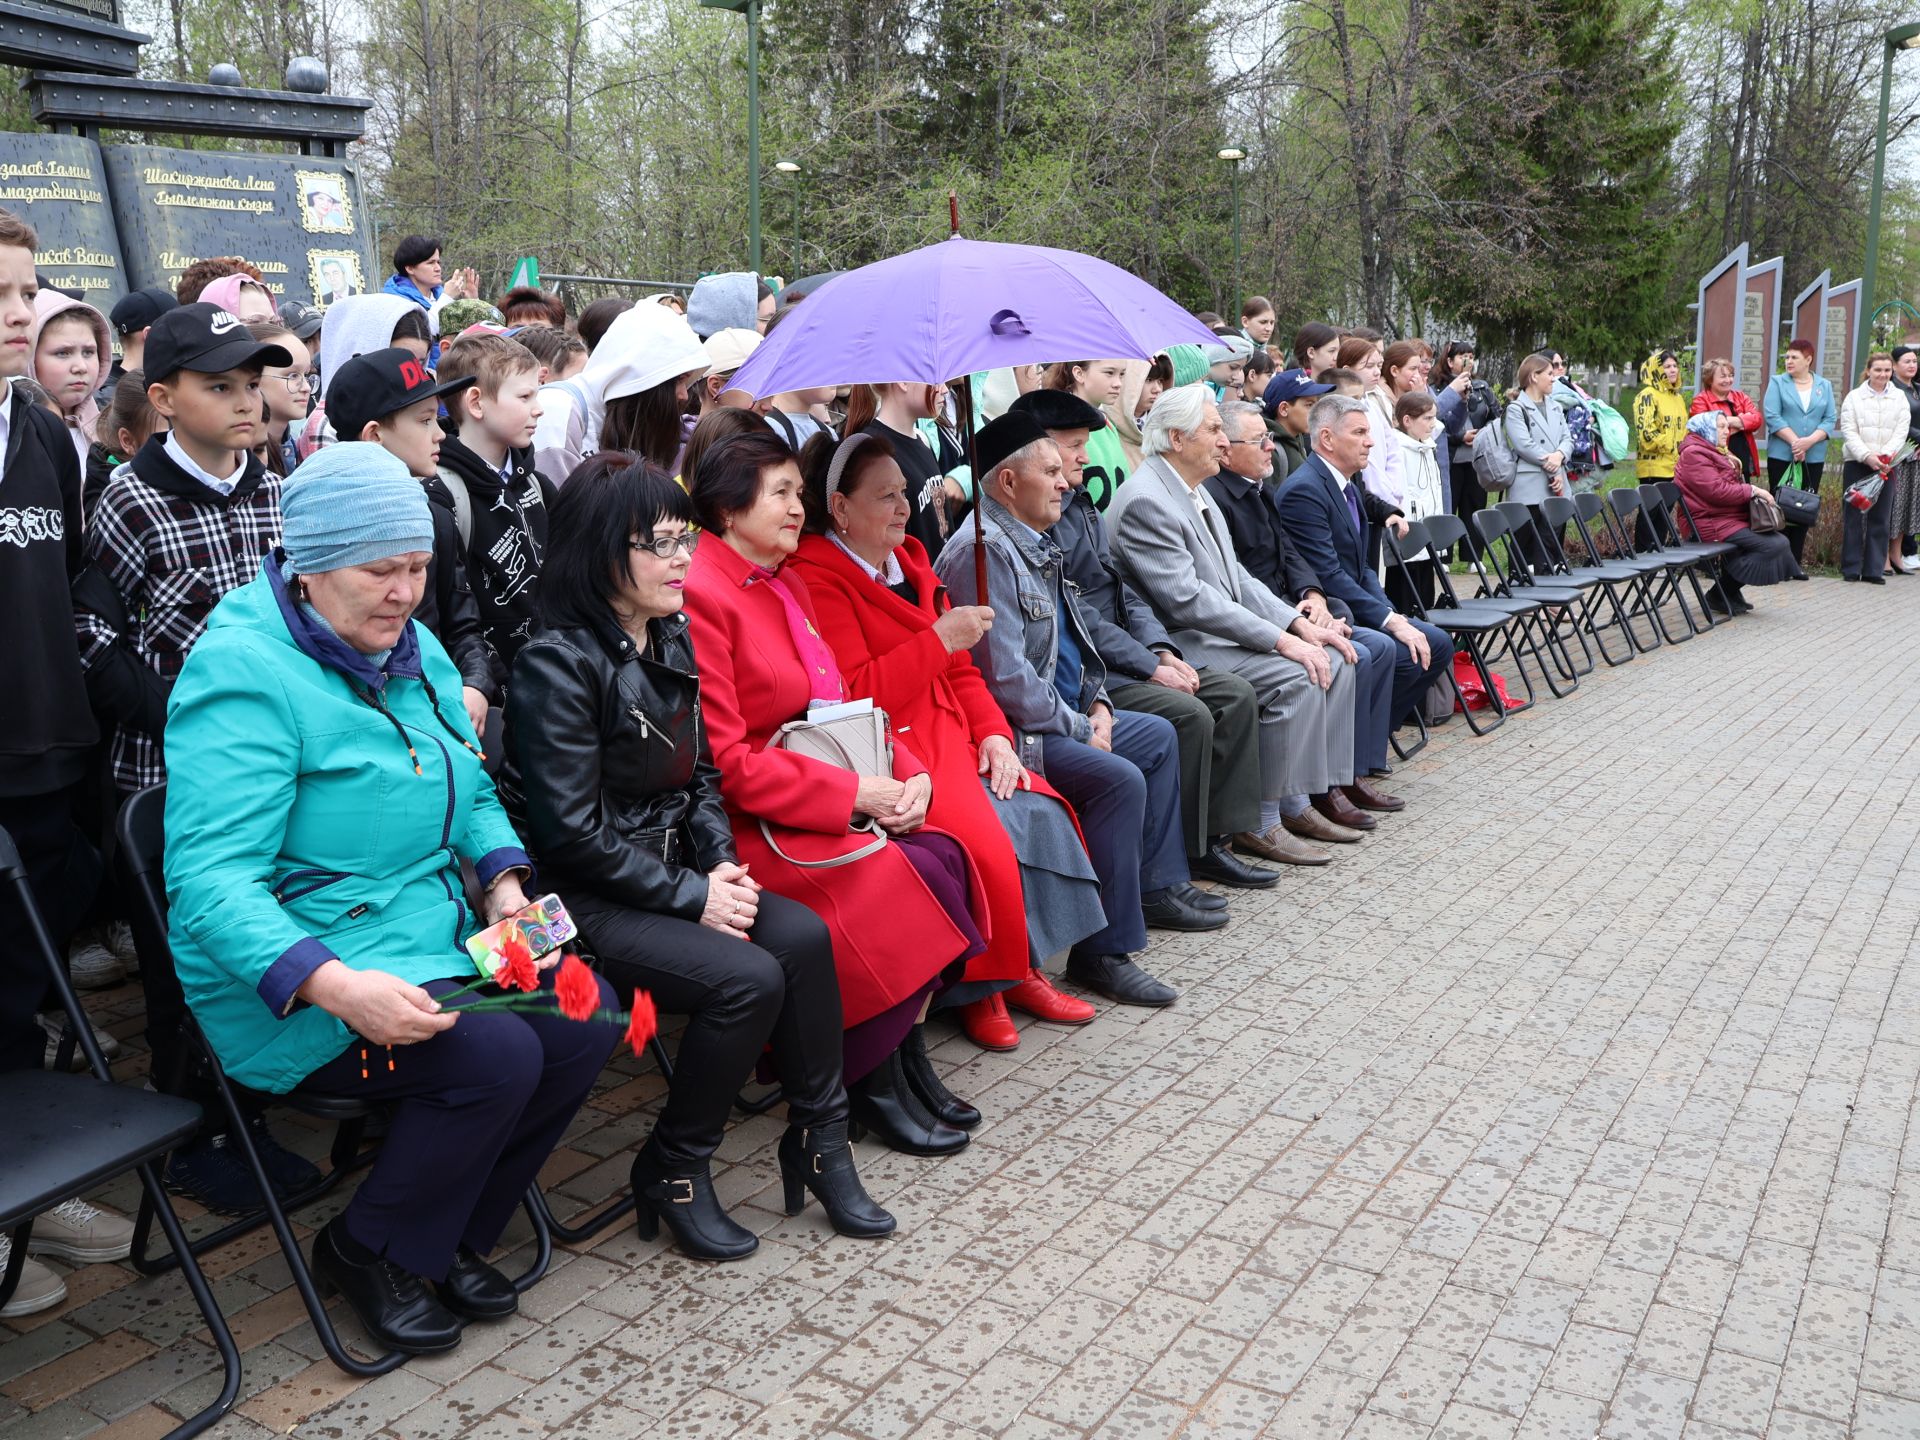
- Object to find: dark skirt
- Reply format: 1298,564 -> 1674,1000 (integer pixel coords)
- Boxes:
1721,526 -> 1802,587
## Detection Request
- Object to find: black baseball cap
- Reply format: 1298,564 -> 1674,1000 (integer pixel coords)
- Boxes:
110,286 -> 178,337
144,302 -> 291,383
278,300 -> 325,341
326,347 -> 475,439
1262,368 -> 1334,416
1009,389 -> 1109,434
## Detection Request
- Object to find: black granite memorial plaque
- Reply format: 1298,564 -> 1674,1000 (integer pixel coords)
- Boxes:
0,131 -> 127,312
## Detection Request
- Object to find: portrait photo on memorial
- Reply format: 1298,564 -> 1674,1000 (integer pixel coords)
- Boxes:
296,170 -> 352,234
309,248 -> 362,305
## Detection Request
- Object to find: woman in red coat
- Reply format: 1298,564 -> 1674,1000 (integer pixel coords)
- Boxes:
683,428 -> 988,1157
788,432 -> 1106,1060
1674,411 -> 1805,614
1689,358 -> 1765,477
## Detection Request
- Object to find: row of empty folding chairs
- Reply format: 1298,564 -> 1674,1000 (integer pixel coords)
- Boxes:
1385,482 -> 1737,742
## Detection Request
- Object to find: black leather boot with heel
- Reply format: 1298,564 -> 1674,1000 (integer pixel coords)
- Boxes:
630,1146 -> 758,1261
778,1120 -> 895,1237
847,1048 -> 968,1156
899,1024 -> 980,1129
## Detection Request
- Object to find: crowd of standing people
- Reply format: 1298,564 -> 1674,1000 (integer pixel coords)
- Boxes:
0,214 -> 1851,1368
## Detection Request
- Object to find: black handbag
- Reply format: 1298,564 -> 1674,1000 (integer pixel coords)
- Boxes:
1775,461 -> 1821,527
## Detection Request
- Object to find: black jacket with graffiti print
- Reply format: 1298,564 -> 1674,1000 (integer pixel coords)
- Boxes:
428,432 -> 557,693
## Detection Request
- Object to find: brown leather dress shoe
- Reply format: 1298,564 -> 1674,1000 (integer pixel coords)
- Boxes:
1232,825 -> 1331,866
1342,779 -> 1405,813
1312,791 -> 1376,831
1280,808 -> 1362,845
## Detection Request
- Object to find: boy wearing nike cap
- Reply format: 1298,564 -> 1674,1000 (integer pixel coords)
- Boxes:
323,346 -> 495,731
77,301 -> 293,795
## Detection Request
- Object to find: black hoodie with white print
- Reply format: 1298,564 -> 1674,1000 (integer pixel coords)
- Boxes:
427,432 -> 556,692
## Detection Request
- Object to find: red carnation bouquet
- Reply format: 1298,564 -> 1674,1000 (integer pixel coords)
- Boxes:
435,935 -> 658,1058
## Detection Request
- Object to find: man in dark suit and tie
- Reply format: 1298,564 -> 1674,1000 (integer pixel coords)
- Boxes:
1275,395 -> 1453,744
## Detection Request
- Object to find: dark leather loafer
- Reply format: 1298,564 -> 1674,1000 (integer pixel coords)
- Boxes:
1190,844 -> 1280,889
1312,791 -> 1376,831
435,1245 -> 518,1321
1141,888 -> 1229,932
312,1219 -> 463,1355
1175,881 -> 1229,911
1066,951 -> 1177,1007
1341,779 -> 1405,813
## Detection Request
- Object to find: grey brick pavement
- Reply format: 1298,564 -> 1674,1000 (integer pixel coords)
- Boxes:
6,576 -> 1920,1438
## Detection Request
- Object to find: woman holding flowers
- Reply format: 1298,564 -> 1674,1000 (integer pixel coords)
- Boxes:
163,443 -> 619,1358
502,456 -> 893,1260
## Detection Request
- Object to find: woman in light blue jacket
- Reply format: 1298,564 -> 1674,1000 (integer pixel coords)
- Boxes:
1761,339 -> 1838,564
1502,353 -> 1572,567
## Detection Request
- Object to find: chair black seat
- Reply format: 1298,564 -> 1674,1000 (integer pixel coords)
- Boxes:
1422,606 -> 1514,632
0,1071 -> 203,1228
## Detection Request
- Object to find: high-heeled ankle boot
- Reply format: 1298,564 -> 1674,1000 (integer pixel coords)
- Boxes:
847,1049 -> 968,1156
778,1120 -> 896,1238
900,1024 -> 980,1129
629,1146 -> 758,1260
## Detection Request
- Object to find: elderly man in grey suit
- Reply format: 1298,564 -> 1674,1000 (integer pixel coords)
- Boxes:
1108,384 -> 1387,853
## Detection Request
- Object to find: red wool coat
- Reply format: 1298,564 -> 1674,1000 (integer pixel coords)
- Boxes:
682,536 -> 980,1027
1673,433 -> 1757,542
789,534 -> 1088,989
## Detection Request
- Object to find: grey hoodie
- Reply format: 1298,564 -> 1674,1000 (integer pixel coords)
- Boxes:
685,272 -> 758,339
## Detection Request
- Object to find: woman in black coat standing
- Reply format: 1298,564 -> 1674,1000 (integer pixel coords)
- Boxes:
500,458 -> 891,1260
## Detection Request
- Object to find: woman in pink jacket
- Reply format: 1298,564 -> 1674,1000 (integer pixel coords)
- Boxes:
1673,411 -> 1805,614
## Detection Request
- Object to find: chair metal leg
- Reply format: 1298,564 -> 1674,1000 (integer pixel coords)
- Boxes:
524,1180 -> 637,1246
1448,639 -> 1508,736
136,1159 -> 243,1440
733,1083 -> 784,1116
509,1187 -> 554,1293
1390,703 -> 1429,761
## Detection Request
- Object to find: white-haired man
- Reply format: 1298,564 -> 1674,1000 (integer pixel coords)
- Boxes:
1107,385 -> 1377,853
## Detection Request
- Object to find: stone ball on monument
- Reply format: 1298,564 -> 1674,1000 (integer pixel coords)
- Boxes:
285,57 -> 329,94
208,63 -> 243,86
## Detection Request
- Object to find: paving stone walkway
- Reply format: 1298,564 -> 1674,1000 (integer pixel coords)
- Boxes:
5,575 -> 1919,1440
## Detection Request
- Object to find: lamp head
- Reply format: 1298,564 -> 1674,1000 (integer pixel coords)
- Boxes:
1891,21 -> 1920,48
774,160 -> 801,173
1218,147 -> 1246,162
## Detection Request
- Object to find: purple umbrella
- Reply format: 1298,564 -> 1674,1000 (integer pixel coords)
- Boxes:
728,235 -> 1221,400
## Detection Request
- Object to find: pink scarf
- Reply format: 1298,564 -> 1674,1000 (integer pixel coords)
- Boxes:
745,564 -> 844,706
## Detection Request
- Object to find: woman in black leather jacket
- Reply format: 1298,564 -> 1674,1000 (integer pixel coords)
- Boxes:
500,457 -> 891,1259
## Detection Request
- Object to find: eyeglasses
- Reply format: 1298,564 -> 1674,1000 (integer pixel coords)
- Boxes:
267,370 -> 313,393
631,532 -> 699,559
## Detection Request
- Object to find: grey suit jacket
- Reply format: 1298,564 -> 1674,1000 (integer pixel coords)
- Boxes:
1106,453 -> 1301,667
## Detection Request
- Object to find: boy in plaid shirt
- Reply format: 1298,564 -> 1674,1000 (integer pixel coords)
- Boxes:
75,302 -> 292,794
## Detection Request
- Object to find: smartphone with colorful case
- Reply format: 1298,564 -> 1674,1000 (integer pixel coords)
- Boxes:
466,893 -> 579,979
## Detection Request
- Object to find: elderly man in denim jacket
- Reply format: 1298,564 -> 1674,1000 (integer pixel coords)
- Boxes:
935,413 -> 1211,1007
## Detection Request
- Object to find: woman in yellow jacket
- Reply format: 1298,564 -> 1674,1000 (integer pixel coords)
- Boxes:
1634,350 -> 1689,478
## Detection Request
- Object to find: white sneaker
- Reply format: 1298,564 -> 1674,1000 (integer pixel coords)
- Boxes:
67,937 -> 126,991
27,1198 -> 135,1264
0,1236 -> 68,1318
1901,556 -> 1920,573
38,1011 -> 123,1068
104,920 -> 140,969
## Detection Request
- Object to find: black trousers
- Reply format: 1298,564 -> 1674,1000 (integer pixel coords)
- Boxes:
302,969 -> 618,1280
570,888 -> 845,1171
0,785 -> 101,1074
1106,669 -> 1262,856
1765,456 -> 1822,566
1840,460 -> 1891,580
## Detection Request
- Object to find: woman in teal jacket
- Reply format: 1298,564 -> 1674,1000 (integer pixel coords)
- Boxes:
164,442 -> 615,1357
1762,339 -> 1839,564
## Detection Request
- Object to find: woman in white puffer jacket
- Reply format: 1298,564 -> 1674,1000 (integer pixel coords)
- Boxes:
1839,352 -> 1911,583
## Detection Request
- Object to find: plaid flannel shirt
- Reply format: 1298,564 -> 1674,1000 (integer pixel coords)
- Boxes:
76,459 -> 282,791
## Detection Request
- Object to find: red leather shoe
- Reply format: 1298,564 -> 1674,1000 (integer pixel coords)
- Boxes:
959,995 -> 1020,1051
1004,971 -> 1096,1026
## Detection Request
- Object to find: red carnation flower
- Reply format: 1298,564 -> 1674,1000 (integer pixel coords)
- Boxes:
624,989 -> 658,1057
554,953 -> 600,1021
492,933 -> 539,993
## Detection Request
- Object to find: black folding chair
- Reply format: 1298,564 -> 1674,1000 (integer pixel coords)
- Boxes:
1469,507 -> 1591,692
1421,513 -> 1557,708
1571,492 -> 1675,653
114,786 -> 553,1377
1537,496 -> 1652,665
1385,520 -> 1522,736
0,824 -> 242,1438
1604,489 -> 1707,643
1657,481 -> 1744,616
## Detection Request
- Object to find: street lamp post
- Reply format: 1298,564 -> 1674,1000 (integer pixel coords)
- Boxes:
1861,22 -> 1920,373
775,160 -> 801,278
700,0 -> 763,274
1218,147 -> 1245,318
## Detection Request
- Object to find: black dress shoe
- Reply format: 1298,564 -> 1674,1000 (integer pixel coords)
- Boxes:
435,1245 -> 518,1320
1174,881 -> 1230,911
1066,950 -> 1177,1007
1140,887 -> 1229,932
1189,844 -> 1279,890
779,1121 -> 896,1238
1867,575 -> 1887,585
900,1024 -> 980,1128
849,1049 -> 969,1156
311,1219 -> 463,1355
630,1147 -> 758,1260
